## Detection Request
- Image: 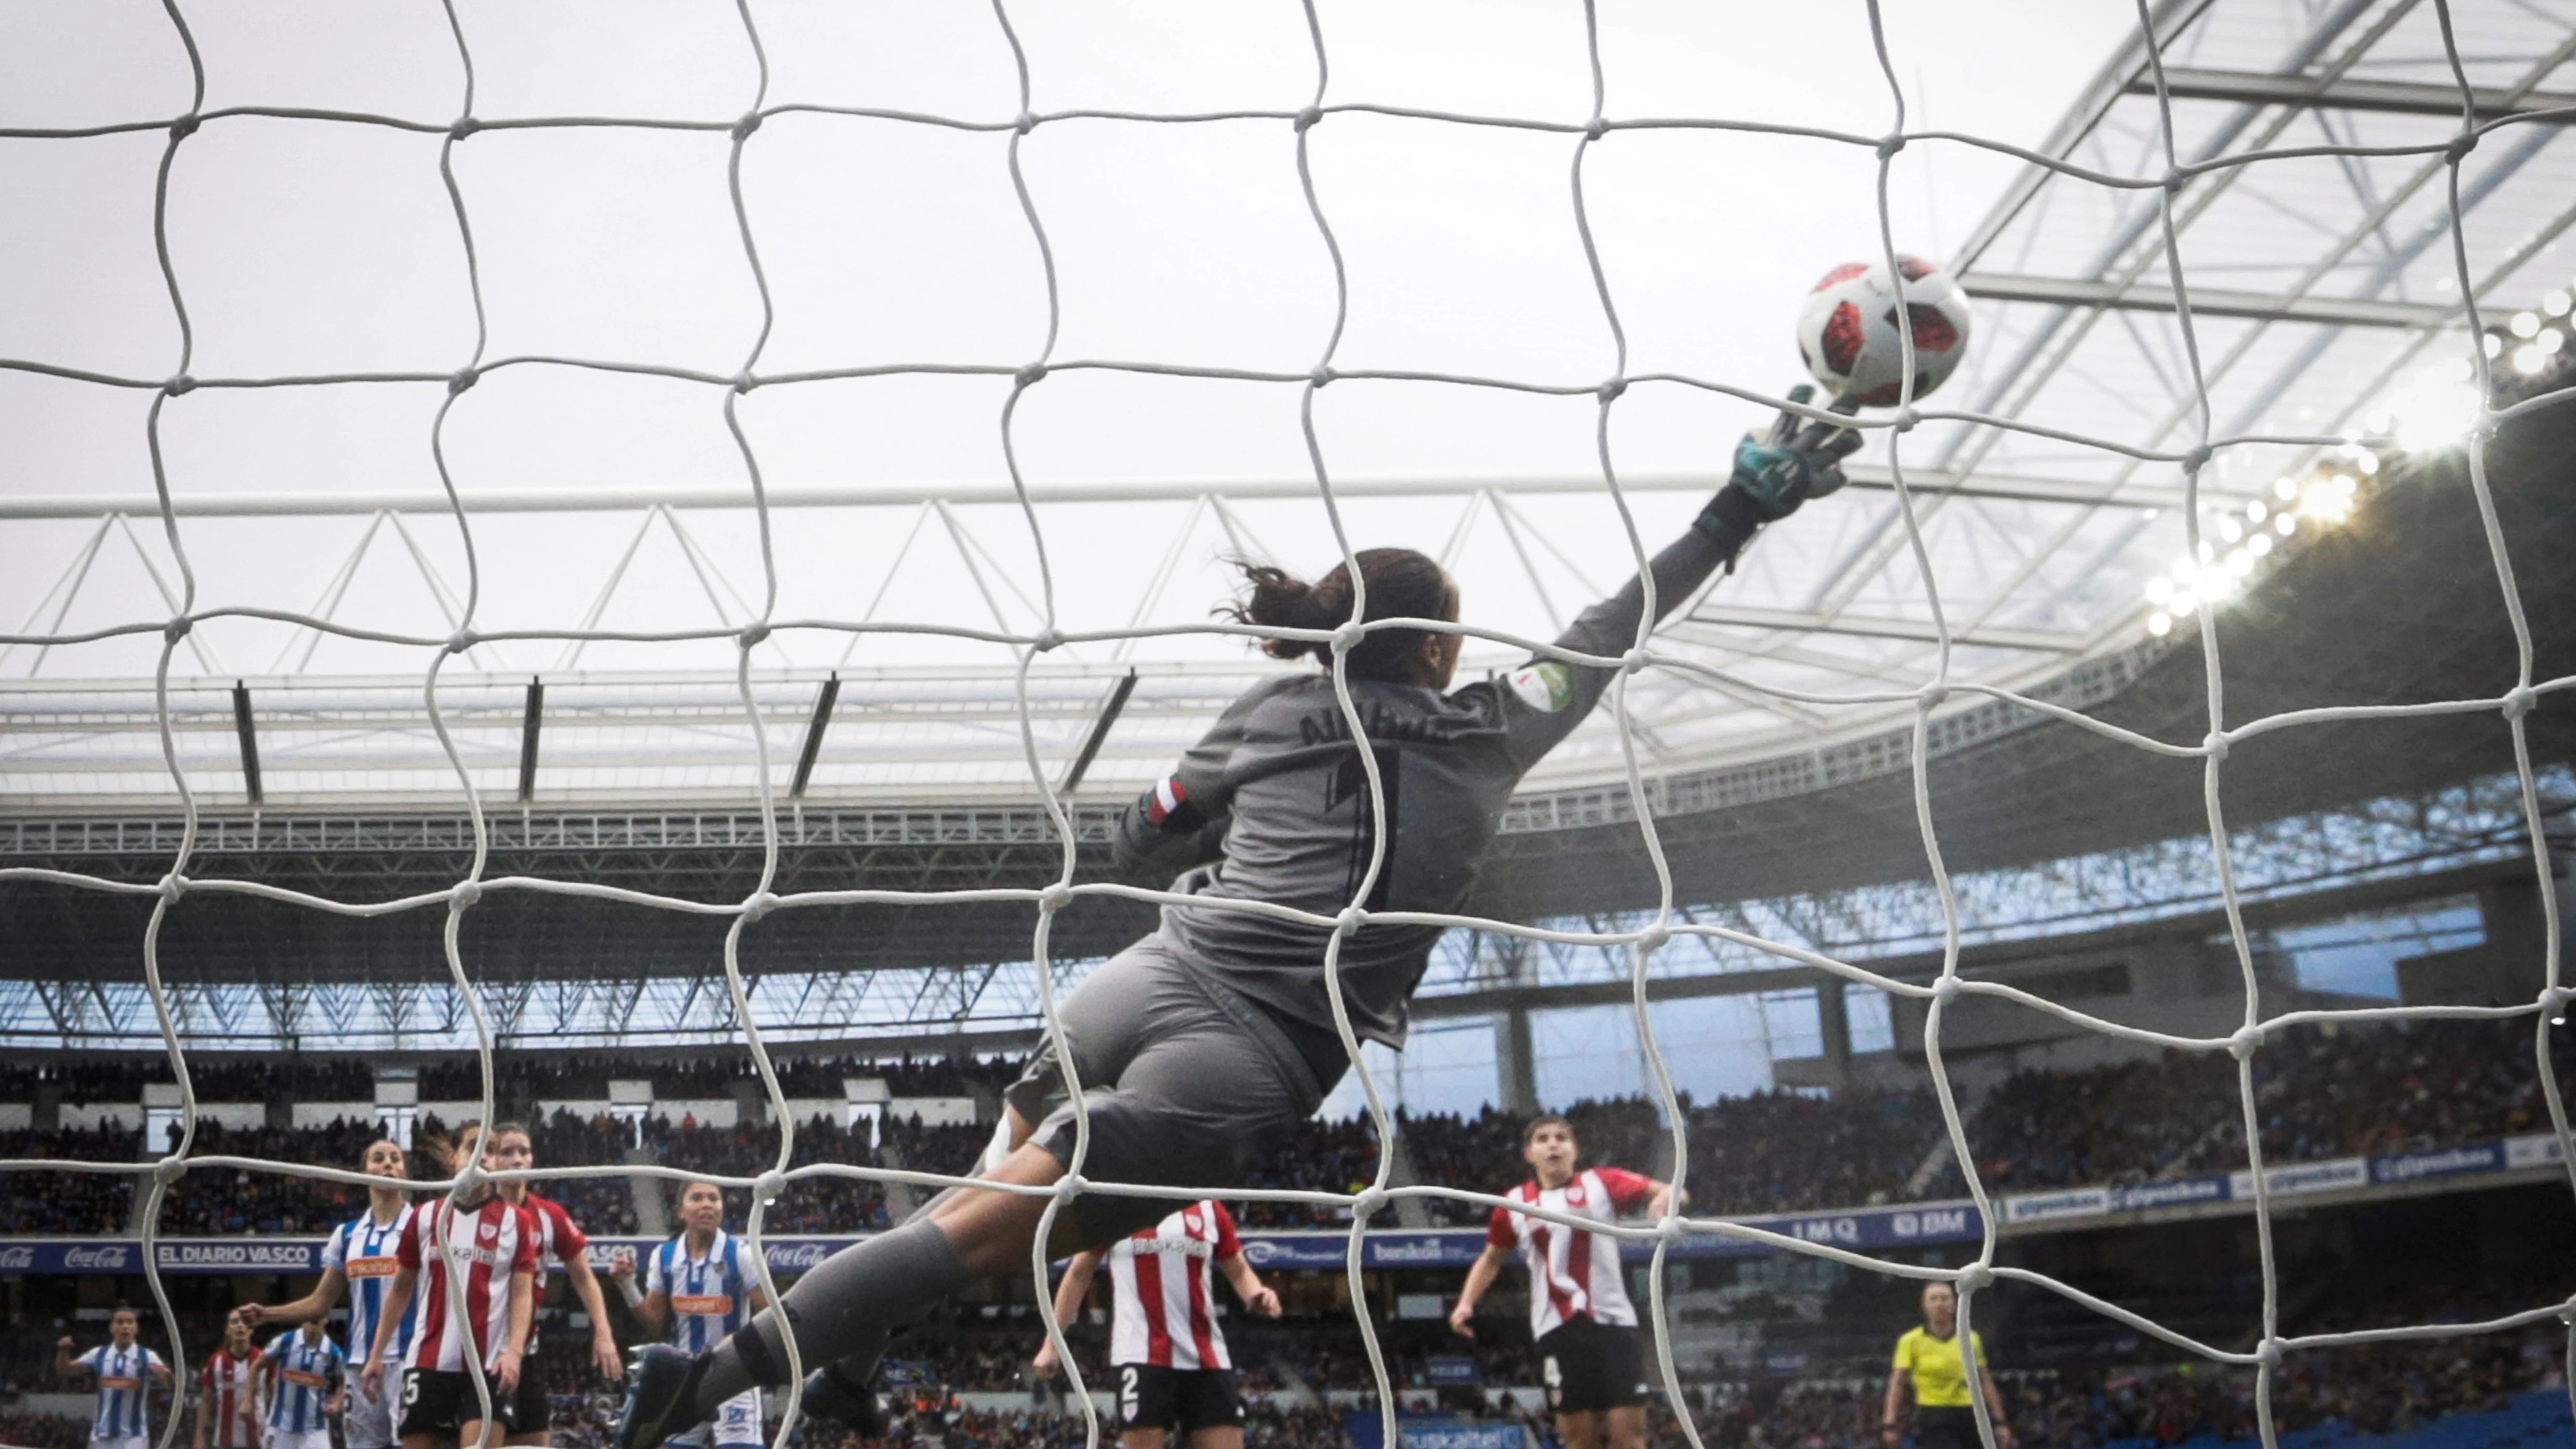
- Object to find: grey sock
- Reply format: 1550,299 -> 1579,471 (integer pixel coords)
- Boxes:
694,1219 -> 974,1413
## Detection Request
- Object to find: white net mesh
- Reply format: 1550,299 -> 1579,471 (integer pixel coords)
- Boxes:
3,3 -> 2573,1449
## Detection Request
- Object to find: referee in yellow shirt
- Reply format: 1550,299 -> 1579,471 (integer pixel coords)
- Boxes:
1880,1283 -> 2011,1449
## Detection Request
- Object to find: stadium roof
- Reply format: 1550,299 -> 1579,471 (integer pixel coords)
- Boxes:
2,0 -> 2574,1048
4,0 -> 2571,815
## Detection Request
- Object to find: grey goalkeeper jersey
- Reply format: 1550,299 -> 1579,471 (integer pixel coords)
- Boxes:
1112,520 -> 1750,1051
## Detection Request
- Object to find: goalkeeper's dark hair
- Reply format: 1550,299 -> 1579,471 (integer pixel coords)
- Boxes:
1227,548 -> 1455,685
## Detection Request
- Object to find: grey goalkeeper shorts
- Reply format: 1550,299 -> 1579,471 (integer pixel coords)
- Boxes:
1004,934 -> 1348,1244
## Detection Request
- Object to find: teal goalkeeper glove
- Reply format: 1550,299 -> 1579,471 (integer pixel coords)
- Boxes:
1719,385 -> 1864,522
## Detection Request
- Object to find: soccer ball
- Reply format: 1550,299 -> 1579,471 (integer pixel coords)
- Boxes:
1795,255 -> 1973,407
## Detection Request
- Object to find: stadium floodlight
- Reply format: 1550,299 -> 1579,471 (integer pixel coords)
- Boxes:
2144,610 -> 2173,637
2385,363 -> 2485,453
2545,289 -> 2573,318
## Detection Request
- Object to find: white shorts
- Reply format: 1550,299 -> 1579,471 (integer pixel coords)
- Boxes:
344,1376 -> 399,1449
93,1435 -> 149,1449
667,1388 -> 762,1449
268,1430 -> 333,1449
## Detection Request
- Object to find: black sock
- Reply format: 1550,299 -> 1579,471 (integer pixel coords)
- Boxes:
692,1219 -> 973,1413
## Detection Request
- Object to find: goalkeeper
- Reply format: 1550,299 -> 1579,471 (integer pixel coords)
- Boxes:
617,392 -> 1862,1449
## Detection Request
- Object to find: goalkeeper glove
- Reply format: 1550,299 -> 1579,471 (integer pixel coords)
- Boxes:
1708,385 -> 1864,527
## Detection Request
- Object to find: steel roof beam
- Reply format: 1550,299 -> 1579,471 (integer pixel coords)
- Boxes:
1683,606 -> 2089,653
0,466 -> 2227,522
2124,66 -> 2576,120
1959,271 -> 2459,329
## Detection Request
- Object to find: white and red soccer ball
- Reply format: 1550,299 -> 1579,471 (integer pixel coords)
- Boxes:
1795,255 -> 1973,407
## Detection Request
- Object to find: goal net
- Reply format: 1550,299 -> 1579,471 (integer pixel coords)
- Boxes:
2,5 -> 2571,1449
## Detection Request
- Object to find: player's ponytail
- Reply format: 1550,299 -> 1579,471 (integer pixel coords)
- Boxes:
1228,549 -> 1455,684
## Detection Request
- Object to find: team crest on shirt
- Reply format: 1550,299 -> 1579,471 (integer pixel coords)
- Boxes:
1568,1183 -> 1586,1204
479,1221 -> 498,1241
1507,662 -> 1572,712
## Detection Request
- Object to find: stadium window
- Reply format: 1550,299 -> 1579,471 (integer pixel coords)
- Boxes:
375,1105 -> 417,1150
1844,983 -> 1896,1054
2267,894 -> 2485,1000
1759,989 -> 1824,1061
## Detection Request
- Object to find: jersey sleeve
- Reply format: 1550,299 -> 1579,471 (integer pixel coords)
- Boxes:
318,1224 -> 348,1274
1111,676 -> 1295,873
396,1215 -> 423,1270
1485,1204 -> 1522,1251
1595,1167 -> 1657,1213
1892,1333 -> 1916,1372
547,1201 -> 589,1256
643,1243 -> 668,1295
1210,1202 -> 1243,1259
1450,524 -> 1749,774
510,1208 -> 540,1271
76,1347 -> 104,1372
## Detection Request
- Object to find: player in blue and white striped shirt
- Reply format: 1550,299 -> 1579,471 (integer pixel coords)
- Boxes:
55,1307 -> 173,1449
609,1181 -> 769,1448
259,1320 -> 346,1449
241,1139 -> 415,1449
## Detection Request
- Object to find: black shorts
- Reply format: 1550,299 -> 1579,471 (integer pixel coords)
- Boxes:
1911,1406 -> 1982,1449
509,1350 -> 553,1434
1115,1364 -> 1243,1435
1536,1317 -> 1648,1416
397,1368 -> 523,1439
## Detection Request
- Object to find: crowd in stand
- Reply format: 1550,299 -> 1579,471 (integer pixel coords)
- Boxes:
414,1052 -> 1022,1104
5,1019 -> 2567,1239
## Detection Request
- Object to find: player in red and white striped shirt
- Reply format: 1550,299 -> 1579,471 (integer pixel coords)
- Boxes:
1451,1115 -> 1680,1449
358,1128 -> 539,1449
453,1120 -> 623,1447
193,1312 -> 264,1449
1032,1201 -> 1279,1449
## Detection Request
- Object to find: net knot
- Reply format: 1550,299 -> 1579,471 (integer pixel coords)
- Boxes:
2501,685 -> 2537,721
2255,1338 -> 2285,1369
164,374 -> 196,396
1309,365 -> 1335,388
1953,1264 -> 1994,1293
170,113 -> 200,141
2180,444 -> 2212,474
1037,881 -> 1073,913
1622,646 -> 1649,675
753,1169 -> 787,1205
2445,131 -> 2478,163
163,616 -> 192,645
449,879 -> 483,911
1597,377 -> 1625,402
445,629 -> 477,655
453,1162 -> 485,1197
1016,363 -> 1048,387
1055,1173 -> 1087,1201
1351,1186 -> 1388,1219
1331,620 -> 1367,654
1636,924 -> 1671,955
1335,905 -> 1366,937
153,1155 -> 192,1187
739,889 -> 777,924
1931,976 -> 1960,1003
1875,133 -> 1905,160
1893,406 -> 1921,434
448,367 -> 479,395
732,111 -> 763,142
1918,683 -> 1949,710
2203,730 -> 2229,763
1294,107 -> 1322,134
1586,118 -> 1609,142
448,117 -> 480,142
1015,111 -> 1039,137
2538,984 -> 2570,1025
1029,627 -> 1064,653
157,873 -> 186,904
2160,167 -> 2185,193
739,622 -> 771,650
2227,1023 -> 2265,1060
732,371 -> 758,394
